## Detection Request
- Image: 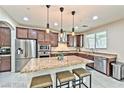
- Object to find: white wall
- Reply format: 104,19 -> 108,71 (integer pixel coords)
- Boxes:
0,8 -> 17,72
82,19 -> 124,62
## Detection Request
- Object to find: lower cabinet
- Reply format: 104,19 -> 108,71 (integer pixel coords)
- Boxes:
0,56 -> 11,72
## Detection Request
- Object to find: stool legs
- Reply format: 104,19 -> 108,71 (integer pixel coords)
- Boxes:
72,79 -> 75,88
89,74 -> 92,88
68,81 -> 70,88
79,79 -> 81,88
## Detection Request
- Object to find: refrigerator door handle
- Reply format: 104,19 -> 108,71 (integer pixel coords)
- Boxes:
16,48 -> 23,55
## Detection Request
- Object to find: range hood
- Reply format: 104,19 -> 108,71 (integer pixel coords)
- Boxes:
58,32 -> 67,43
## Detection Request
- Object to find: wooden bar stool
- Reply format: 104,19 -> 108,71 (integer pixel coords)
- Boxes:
56,71 -> 75,88
72,68 -> 91,88
30,74 -> 53,88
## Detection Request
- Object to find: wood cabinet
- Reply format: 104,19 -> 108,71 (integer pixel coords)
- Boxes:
50,32 -> 58,47
16,27 -> 59,46
81,34 -> 84,47
38,30 -> 46,41
0,56 -> 11,72
0,27 -> 11,46
67,34 -> 74,47
37,30 -> 59,46
44,32 -> 50,42
16,27 -> 28,39
75,34 -> 84,47
28,29 -> 37,39
76,35 -> 81,47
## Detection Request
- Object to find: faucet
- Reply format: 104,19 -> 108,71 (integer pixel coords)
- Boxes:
90,48 -> 94,53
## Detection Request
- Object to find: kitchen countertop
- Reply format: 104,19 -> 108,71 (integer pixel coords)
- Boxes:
51,51 -> 117,59
79,51 -> 117,59
0,54 -> 11,57
21,55 -> 93,73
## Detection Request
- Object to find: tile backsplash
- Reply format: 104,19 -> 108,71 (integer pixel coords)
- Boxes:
51,43 -> 76,51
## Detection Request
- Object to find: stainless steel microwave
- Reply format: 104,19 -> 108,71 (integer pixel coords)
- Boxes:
38,45 -> 50,51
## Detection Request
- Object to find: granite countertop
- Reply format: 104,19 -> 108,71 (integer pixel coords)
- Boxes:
0,54 -> 11,57
51,51 -> 77,54
79,51 -> 117,59
51,51 -> 117,59
21,55 -> 93,73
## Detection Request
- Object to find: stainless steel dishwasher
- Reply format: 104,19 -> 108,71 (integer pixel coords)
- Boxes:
94,56 -> 107,74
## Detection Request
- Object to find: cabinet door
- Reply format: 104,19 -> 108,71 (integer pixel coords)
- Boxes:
50,32 -> 58,47
0,56 -> 11,72
37,30 -> 45,41
82,34 -> 84,47
0,27 -> 11,46
0,27 -> 2,46
45,33 -> 50,41
76,35 -> 81,47
28,29 -> 37,39
16,27 -> 28,39
67,35 -> 74,47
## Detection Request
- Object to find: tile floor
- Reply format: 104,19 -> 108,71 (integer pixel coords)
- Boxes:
0,69 -> 124,88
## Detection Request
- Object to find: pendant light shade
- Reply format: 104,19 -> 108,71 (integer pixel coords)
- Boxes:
46,5 -> 50,33
60,7 -> 64,37
71,11 -> 75,36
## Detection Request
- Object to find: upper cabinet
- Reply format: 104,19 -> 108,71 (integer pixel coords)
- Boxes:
76,35 -> 81,47
28,29 -> 37,39
67,34 -> 75,47
44,32 -> 50,42
0,27 -> 11,46
76,34 -> 84,47
37,30 -> 50,45
16,27 -> 58,46
67,34 -> 84,47
50,32 -> 58,47
16,27 -> 28,39
37,30 -> 45,41
37,31 -> 58,46
81,34 -> 84,47
16,27 -> 38,39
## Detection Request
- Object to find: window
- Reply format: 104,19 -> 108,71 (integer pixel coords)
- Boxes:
96,31 -> 107,48
85,34 -> 95,49
85,31 -> 107,49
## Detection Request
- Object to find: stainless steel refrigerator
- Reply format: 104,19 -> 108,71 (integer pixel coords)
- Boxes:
15,39 -> 36,72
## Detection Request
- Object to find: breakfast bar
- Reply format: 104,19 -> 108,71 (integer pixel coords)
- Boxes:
21,55 -> 93,87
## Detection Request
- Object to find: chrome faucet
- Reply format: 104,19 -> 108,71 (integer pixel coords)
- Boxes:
90,48 -> 94,53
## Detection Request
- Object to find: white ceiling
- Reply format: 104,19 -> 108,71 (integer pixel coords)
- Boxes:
1,5 -> 124,32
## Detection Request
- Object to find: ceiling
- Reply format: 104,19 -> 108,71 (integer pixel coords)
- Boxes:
1,5 -> 124,32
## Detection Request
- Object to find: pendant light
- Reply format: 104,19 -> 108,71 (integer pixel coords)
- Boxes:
46,5 -> 50,33
60,7 -> 64,37
71,11 -> 75,36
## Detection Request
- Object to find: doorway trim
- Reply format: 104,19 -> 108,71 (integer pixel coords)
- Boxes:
0,19 -> 16,72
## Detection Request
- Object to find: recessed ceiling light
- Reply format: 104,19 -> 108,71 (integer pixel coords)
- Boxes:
54,22 -> 58,26
23,17 -> 29,21
92,16 -> 98,20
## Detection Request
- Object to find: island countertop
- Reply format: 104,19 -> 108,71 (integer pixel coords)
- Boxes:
21,55 -> 93,73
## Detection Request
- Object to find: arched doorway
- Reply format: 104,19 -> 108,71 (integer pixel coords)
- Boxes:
0,19 -> 16,72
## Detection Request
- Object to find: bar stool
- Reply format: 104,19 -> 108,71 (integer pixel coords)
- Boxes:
56,71 -> 75,88
30,74 -> 53,88
72,68 -> 91,88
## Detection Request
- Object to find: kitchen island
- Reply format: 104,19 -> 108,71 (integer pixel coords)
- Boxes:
21,55 -> 93,87
51,51 -> 117,76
